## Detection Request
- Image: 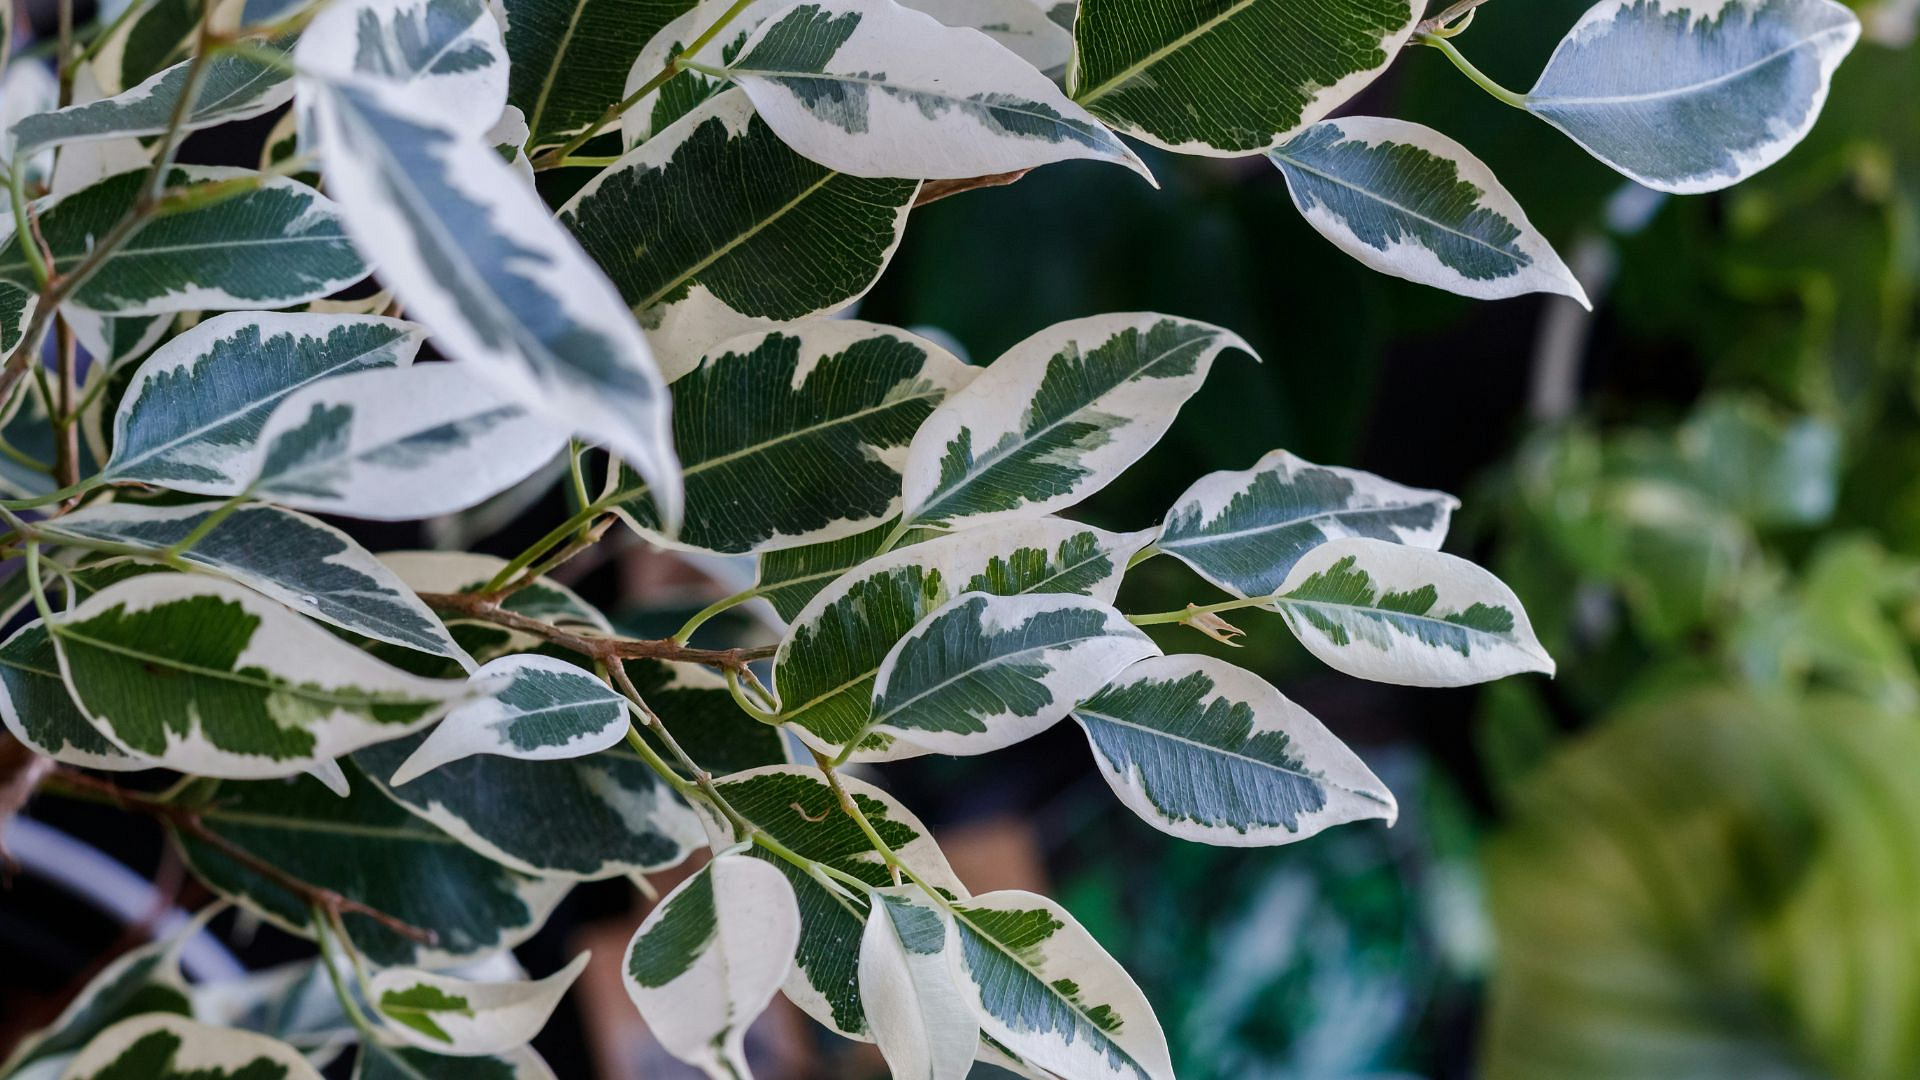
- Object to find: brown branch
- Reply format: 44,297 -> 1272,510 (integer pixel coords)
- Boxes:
1418,0 -> 1494,33
41,769 -> 437,946
915,170 -> 1031,208
419,591 -> 776,669
0,737 -> 55,876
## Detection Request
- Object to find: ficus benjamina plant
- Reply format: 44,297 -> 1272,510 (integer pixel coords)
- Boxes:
0,0 -> 1860,1074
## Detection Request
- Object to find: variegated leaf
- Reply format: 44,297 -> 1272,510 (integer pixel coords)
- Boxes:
389,654 -> 628,784
0,167 -> 365,317
901,0 -> 1072,70
89,0 -> 196,97
624,658 -> 791,776
0,621 -> 149,771
772,518 -> 1150,752
619,0 -> 790,144
102,312 -> 422,490
1073,654 -> 1396,845
242,364 -> 566,521
871,592 -> 1157,757
295,76 -> 682,525
1271,118 -> 1588,305
501,0 -> 696,150
372,952 -> 588,1055
41,502 -> 468,665
298,0 -> 508,134
59,1015 -> 321,1080
0,920 -> 191,1078
859,887 -> 978,1080
948,890 -> 1172,1080
11,37 -> 293,158
563,89 -> 917,378
755,519 -> 906,623
1,60 -> 59,186
622,855 -> 800,1079
177,760 -> 571,966
357,735 -> 704,881
353,1042 -> 558,1080
1525,0 -> 1861,193
1069,0 -> 1423,155
48,574 -> 462,778
724,0 -> 1148,181
606,321 -> 974,554
900,314 -> 1253,530
1158,447 -> 1457,599
1273,536 -> 1554,686
704,766 -> 968,1040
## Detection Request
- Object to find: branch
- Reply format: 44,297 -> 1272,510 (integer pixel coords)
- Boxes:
417,591 -> 777,669
915,170 -> 1030,207
41,769 -> 438,946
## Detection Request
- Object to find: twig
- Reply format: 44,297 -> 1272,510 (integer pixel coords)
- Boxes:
915,170 -> 1030,207
0,737 -> 55,876
1418,0 -> 1496,33
418,591 -> 776,669
41,769 -> 438,945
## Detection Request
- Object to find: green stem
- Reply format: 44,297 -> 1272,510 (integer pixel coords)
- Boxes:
674,586 -> 761,642
25,542 -> 55,625
314,911 -> 380,1037
1127,542 -> 1162,569
723,666 -> 781,723
72,0 -> 148,67
1416,32 -> 1528,109
548,155 -> 622,169
0,475 -> 99,509
10,154 -> 50,289
482,500 -> 607,593
1126,591 -> 1278,626
162,494 -> 247,557
530,0 -> 761,168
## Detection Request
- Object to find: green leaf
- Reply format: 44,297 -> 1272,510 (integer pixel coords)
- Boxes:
726,0 -> 1148,181
771,518 -> 1148,752
48,573 -> 462,777
500,0 -> 695,149
870,592 -> 1157,758
177,760 -> 570,966
294,76 -> 682,524
89,0 -> 196,96
1074,653 -> 1396,845
0,167 -> 366,318
1069,0 -> 1422,154
1525,0 -> 1861,193
40,501 -> 468,666
900,313 -> 1253,530
10,37 -> 294,159
387,654 -> 629,783
949,890 -> 1172,1080
100,313 -> 423,489
59,1015 -> 322,1080
0,931 -> 191,1076
372,953 -> 587,1055
298,0 -> 508,133
606,321 -> 974,553
243,364 -> 568,521
561,88 -> 917,375
1270,118 -> 1589,305
1158,447 -> 1457,600
622,856 -> 799,1077
858,886 -> 977,1080
707,765 -> 968,1040
1273,536 -> 1555,687
0,620 -> 145,771
357,735 -> 703,881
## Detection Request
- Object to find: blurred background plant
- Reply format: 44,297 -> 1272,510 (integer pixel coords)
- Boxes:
4,0 -> 1917,1075
853,1 -> 1920,1076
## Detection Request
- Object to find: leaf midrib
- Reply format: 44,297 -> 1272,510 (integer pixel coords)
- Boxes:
53,624 -> 444,710
1161,499 -> 1441,550
1530,25 -> 1852,109
1272,150 -> 1523,268
634,171 -> 840,312
1075,705 -> 1392,808
1274,594 -> 1525,653
874,625 -> 1112,732
1072,0 -> 1260,106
